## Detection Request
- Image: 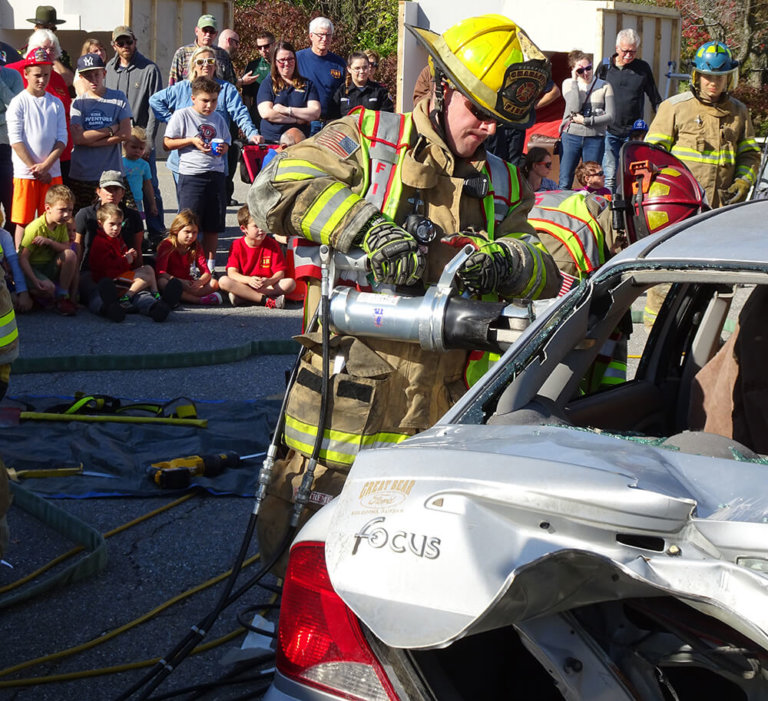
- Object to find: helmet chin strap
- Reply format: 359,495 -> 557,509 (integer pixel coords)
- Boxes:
429,69 -> 449,137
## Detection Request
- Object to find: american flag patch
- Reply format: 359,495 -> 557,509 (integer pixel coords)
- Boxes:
558,272 -> 578,297
315,129 -> 359,159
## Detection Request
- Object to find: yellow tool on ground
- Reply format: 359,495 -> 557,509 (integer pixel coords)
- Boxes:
5,464 -> 117,481
148,451 -> 264,489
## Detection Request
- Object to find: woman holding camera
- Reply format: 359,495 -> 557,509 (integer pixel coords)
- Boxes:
558,50 -> 614,189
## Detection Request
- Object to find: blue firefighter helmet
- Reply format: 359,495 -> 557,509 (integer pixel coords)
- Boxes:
691,41 -> 739,94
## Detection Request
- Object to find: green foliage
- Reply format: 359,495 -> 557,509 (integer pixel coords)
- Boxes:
733,85 -> 768,137
233,0 -> 399,94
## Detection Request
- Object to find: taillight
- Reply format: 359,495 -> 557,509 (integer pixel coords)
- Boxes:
277,541 -> 399,700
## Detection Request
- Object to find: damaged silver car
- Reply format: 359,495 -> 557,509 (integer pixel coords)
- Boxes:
266,198 -> 768,701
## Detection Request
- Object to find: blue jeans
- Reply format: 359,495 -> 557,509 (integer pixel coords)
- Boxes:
602,131 -> 628,193
310,120 -> 323,136
145,148 -> 165,234
558,133 -> 605,189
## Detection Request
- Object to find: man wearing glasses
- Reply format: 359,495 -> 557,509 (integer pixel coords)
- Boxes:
296,17 -> 346,134
106,26 -> 165,240
241,32 -> 275,125
596,28 -> 661,192
168,14 -> 236,87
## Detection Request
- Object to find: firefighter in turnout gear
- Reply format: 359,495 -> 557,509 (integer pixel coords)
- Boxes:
247,15 -> 563,571
646,41 -> 760,209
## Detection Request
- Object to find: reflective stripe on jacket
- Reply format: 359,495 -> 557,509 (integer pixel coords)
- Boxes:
528,191 -> 608,277
646,91 -> 760,208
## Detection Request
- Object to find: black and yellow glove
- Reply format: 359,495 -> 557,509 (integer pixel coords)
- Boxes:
724,178 -> 750,205
443,233 -> 520,296
361,218 -> 425,286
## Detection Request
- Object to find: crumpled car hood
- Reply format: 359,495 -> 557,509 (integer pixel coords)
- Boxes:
324,424 -> 768,650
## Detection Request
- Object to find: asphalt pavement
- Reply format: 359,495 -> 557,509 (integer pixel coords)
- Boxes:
0,165 -> 295,700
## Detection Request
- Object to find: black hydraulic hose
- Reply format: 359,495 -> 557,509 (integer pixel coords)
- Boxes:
118,280 -> 328,701
121,520 -> 295,701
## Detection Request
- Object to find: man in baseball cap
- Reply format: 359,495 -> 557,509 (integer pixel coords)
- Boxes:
106,25 -> 166,241
168,13 -> 235,86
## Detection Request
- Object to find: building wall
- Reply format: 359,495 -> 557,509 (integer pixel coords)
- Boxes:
0,0 -> 233,82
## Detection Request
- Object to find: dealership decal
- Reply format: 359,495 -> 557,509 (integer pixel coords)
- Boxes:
352,516 -> 440,559
358,479 -> 415,509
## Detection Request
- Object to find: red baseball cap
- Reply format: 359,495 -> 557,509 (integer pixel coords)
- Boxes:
25,46 -> 53,66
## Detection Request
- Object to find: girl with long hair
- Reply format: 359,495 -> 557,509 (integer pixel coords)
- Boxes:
155,210 -> 222,305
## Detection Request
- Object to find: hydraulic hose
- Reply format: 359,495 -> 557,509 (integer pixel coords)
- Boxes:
119,309 -> 324,701
290,245 -> 333,527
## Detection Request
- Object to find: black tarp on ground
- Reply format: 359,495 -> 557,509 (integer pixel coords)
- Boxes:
0,396 -> 283,498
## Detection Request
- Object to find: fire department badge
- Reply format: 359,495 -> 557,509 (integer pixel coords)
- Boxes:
496,60 -> 549,123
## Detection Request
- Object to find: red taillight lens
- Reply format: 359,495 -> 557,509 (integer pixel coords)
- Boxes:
277,541 -> 398,700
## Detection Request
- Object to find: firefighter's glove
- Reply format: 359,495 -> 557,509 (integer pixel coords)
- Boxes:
725,178 -> 750,205
443,234 -> 520,296
361,218 -> 425,286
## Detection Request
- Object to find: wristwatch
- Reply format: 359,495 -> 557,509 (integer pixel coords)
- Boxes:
106,127 -> 114,137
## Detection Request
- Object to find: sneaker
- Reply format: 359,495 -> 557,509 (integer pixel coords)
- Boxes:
227,292 -> 238,306
265,294 -> 285,309
200,292 -> 223,305
97,279 -> 125,322
161,278 -> 183,308
149,299 -> 171,322
56,296 -> 77,316
118,294 -> 134,311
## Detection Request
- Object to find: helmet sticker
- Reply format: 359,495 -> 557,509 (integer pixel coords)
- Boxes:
497,61 -> 548,121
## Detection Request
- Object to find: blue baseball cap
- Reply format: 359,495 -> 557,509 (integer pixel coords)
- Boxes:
631,119 -> 649,132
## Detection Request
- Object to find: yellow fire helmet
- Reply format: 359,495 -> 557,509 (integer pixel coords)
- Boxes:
407,15 -> 550,127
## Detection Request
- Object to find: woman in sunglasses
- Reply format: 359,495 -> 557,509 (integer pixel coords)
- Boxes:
522,147 -> 559,192
574,161 -> 611,196
257,41 -> 321,143
558,50 -> 614,189
150,45 -> 261,186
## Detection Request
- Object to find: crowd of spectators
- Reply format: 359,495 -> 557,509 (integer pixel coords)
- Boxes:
0,8 -> 761,324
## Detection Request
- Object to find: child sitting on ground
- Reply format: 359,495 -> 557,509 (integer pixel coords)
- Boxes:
155,209 -> 222,305
122,126 -> 158,225
88,203 -> 176,322
0,213 -> 32,313
219,205 -> 295,308
17,184 -> 78,315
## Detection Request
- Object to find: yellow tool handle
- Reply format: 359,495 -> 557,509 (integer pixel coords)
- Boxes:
6,465 -> 84,481
19,412 -> 207,428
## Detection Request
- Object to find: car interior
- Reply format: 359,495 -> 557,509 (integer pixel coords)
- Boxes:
480,272 -> 767,459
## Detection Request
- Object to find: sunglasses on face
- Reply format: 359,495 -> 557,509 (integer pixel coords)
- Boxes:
200,27 -> 217,34
312,32 -> 331,38
276,57 -> 295,64
115,38 -> 134,47
588,171 -> 605,177
537,161 -> 553,168
195,57 -> 216,66
369,62 -> 378,68
576,64 -> 593,74
463,97 -> 498,125
257,43 -> 273,51
619,48 -> 637,55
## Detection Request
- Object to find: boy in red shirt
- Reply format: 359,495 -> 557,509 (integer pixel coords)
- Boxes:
219,205 -> 295,308
89,203 -> 176,321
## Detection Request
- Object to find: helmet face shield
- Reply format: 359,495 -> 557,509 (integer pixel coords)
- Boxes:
407,15 -> 550,127
617,142 -> 708,243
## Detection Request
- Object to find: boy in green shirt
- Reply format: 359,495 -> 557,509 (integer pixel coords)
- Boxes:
18,184 -> 78,315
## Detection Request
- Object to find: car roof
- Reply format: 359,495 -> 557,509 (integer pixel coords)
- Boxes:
606,199 -> 768,271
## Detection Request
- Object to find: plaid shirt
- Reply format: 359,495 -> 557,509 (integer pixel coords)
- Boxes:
168,43 -> 236,86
